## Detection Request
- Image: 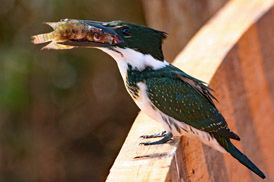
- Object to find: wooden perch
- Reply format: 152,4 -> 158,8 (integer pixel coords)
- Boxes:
106,0 -> 274,181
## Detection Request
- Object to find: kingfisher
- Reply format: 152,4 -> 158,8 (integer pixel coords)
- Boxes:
43,19 -> 265,179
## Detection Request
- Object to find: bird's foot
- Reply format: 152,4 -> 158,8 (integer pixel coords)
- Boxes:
140,132 -> 173,145
140,131 -> 167,138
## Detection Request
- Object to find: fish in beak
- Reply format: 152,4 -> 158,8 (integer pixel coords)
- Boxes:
32,19 -> 123,50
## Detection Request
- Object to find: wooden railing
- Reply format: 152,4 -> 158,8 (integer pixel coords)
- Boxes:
106,0 -> 274,181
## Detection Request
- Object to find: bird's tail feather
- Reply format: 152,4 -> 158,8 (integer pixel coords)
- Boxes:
215,135 -> 265,179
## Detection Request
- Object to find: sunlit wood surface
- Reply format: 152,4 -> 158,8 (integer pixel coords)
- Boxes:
106,0 -> 274,181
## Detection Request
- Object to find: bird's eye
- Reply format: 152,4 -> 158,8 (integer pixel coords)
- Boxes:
121,27 -> 131,36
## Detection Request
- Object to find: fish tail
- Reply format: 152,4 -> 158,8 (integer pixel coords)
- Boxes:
32,32 -> 55,44
41,41 -> 74,50
44,22 -> 60,29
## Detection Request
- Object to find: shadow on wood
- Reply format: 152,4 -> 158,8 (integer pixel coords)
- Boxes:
106,0 -> 274,181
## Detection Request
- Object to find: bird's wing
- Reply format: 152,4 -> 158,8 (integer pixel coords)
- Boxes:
175,73 -> 217,106
168,65 -> 218,106
145,70 -> 239,140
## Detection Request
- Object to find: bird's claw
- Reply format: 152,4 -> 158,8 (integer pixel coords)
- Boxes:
139,132 -> 173,145
140,131 -> 167,139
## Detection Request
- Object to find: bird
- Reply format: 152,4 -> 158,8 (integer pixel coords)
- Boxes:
53,19 -> 265,179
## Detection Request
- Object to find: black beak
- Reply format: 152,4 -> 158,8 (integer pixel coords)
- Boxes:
57,19 -> 123,48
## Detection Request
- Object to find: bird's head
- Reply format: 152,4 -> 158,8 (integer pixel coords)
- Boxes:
60,19 -> 167,61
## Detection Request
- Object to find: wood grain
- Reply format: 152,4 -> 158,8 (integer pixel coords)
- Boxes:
106,0 -> 274,181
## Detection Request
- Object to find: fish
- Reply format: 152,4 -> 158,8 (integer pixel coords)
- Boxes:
32,19 -> 117,50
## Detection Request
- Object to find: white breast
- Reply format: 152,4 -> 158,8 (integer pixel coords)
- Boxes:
134,82 -> 172,131
134,82 -> 227,153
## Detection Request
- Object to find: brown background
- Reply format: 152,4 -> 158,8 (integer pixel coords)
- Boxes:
0,1 -> 143,182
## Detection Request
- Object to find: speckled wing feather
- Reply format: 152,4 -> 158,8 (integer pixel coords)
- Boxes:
145,66 -> 239,140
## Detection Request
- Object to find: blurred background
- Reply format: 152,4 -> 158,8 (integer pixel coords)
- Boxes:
0,0 -> 228,181
0,1 -> 143,181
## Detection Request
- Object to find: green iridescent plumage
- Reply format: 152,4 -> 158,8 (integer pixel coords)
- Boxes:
106,20 -> 167,61
127,64 -> 239,140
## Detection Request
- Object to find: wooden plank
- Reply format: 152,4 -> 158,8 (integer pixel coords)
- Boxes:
106,0 -> 274,181
106,113 -> 181,182
174,0 -> 273,83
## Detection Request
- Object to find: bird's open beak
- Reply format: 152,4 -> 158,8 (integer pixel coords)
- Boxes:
57,19 -> 124,48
